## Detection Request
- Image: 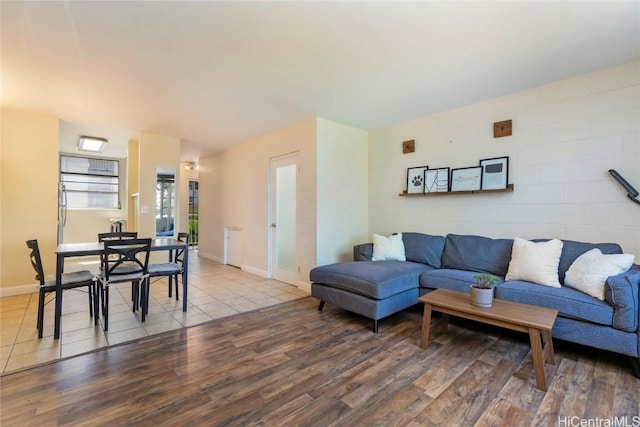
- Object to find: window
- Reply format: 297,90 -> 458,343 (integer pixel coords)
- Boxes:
60,155 -> 120,209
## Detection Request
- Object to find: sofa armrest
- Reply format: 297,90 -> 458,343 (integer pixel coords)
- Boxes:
354,243 -> 373,261
605,264 -> 640,332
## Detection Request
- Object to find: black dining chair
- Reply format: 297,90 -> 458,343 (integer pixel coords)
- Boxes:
98,231 -> 139,308
147,232 -> 189,302
97,238 -> 151,330
97,231 -> 138,243
26,239 -> 97,338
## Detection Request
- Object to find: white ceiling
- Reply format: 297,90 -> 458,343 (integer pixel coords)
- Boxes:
2,1 -> 639,160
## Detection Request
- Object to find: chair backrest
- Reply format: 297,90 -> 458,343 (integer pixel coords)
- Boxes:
99,232 -> 139,267
102,238 -> 152,281
175,232 -> 190,263
25,239 -> 46,286
98,231 -> 138,242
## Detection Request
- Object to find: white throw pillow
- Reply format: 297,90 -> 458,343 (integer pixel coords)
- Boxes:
372,233 -> 406,261
505,237 -> 563,287
564,248 -> 635,300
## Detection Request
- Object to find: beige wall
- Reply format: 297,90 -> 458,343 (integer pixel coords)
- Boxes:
198,117 -> 370,288
198,154 -> 222,261
127,138 -> 140,233
199,118 -> 318,286
369,61 -> 640,259
1,110 -> 59,292
137,132 -> 181,240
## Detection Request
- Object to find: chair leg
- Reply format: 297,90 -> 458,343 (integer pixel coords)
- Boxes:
132,281 -> 139,312
88,284 -> 94,318
141,278 -> 149,322
37,288 -> 46,338
318,301 -> 325,311
103,284 -> 109,331
372,319 -> 379,334
168,276 -> 173,298
174,275 -> 179,301
93,284 -> 100,326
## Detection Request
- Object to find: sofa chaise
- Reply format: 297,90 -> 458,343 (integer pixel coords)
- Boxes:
310,233 -> 640,377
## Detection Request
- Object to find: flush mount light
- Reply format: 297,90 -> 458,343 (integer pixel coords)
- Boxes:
78,136 -> 108,153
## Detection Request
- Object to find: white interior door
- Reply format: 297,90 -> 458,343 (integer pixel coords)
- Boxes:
270,154 -> 298,285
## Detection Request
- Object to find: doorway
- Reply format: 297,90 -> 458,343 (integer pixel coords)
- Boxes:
188,180 -> 199,248
156,169 -> 175,237
269,153 -> 298,285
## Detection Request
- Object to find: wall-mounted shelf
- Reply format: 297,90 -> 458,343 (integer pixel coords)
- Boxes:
399,183 -> 515,197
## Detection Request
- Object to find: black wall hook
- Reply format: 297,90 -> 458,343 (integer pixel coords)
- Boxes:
609,169 -> 640,206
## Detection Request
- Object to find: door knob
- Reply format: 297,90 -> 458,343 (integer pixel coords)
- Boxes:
271,223 -> 277,228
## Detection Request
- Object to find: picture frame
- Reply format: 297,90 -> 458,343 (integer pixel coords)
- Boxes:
479,156 -> 509,190
424,167 -> 450,193
406,166 -> 429,194
450,166 -> 482,191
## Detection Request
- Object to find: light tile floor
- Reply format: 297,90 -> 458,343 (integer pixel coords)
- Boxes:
0,252 -> 308,374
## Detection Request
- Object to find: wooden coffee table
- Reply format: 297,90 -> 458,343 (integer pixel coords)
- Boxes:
419,288 -> 558,391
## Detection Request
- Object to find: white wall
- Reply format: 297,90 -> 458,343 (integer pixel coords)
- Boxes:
369,61 -> 640,259
316,118 -> 369,265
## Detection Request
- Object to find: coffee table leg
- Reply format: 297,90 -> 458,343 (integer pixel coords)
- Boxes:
420,303 -> 432,349
541,330 -> 555,365
529,327 -> 547,391
440,314 -> 449,333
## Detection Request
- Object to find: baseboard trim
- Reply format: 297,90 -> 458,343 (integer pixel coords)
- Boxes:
298,281 -> 311,293
241,264 -> 268,278
197,251 -> 224,264
1,284 -> 38,297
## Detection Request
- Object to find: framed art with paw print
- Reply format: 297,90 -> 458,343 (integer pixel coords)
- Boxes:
406,166 -> 429,194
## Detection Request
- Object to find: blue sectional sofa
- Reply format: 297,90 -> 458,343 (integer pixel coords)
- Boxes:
310,233 -> 640,377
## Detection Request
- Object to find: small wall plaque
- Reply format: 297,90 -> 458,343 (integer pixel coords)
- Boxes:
493,120 -> 512,138
402,139 -> 415,154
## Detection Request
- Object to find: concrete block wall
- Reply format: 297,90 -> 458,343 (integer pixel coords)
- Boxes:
368,61 -> 640,258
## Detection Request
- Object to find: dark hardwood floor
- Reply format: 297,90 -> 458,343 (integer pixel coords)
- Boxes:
1,297 -> 638,426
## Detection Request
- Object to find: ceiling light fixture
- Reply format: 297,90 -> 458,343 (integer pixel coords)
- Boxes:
78,136 -> 108,153
185,162 -> 197,170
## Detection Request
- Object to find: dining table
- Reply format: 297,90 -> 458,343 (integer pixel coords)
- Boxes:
54,237 -> 189,339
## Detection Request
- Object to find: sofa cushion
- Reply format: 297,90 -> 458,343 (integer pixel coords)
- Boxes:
419,269 -> 503,294
536,239 -> 623,284
441,234 -> 513,277
505,238 -> 563,288
605,265 -> 640,332
310,261 -> 433,300
564,249 -> 635,300
402,233 -> 445,268
495,280 -> 614,327
311,284 -> 419,320
354,243 -> 373,261
372,233 -> 406,261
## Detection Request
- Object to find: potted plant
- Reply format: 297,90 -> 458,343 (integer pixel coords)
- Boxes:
470,273 -> 499,307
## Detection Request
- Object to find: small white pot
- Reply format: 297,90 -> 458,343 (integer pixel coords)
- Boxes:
470,285 -> 494,307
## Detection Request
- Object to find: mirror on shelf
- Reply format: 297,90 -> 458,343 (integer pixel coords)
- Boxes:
156,167 -> 176,237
